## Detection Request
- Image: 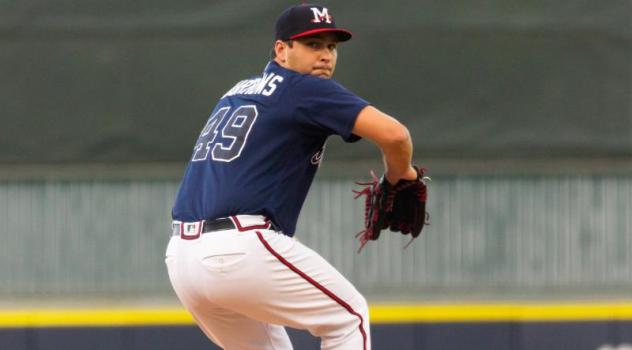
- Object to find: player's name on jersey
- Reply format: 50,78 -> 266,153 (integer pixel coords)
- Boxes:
222,73 -> 284,98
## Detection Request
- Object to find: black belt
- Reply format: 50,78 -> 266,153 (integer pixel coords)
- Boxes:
173,217 -> 279,239
202,218 -> 236,232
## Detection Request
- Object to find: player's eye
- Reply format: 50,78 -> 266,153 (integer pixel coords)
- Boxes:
328,44 -> 337,51
308,42 -> 320,49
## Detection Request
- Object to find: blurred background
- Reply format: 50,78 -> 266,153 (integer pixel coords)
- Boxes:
1,0 -> 631,349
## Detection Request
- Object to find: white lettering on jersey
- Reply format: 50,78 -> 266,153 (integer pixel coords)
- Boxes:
310,7 -> 332,24
223,73 -> 284,98
262,75 -> 284,96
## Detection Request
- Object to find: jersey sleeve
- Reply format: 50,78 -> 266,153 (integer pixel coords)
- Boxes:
292,76 -> 370,142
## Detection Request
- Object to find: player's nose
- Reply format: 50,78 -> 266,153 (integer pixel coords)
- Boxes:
320,48 -> 333,62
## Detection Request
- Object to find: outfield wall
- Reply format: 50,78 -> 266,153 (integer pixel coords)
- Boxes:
1,165 -> 632,299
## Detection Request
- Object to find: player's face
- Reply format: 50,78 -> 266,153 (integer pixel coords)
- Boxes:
275,33 -> 338,79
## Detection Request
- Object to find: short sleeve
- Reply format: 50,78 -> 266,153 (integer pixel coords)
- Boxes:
292,76 -> 370,142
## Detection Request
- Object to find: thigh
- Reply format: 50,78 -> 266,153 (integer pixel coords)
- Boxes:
233,231 -> 371,349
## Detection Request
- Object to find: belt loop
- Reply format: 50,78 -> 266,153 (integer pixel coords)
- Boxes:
171,222 -> 181,237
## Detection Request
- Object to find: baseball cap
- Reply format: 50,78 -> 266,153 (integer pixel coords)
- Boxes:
275,4 -> 352,42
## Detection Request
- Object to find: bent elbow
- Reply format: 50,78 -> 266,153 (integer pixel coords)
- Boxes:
386,124 -> 411,147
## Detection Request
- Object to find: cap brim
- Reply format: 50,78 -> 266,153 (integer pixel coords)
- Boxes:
289,28 -> 353,42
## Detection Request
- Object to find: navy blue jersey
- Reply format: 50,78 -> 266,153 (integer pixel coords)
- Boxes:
172,61 -> 369,236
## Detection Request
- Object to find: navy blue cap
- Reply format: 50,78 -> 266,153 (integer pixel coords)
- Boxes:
275,4 -> 352,42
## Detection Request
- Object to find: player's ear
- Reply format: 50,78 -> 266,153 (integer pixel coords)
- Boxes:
274,40 -> 287,63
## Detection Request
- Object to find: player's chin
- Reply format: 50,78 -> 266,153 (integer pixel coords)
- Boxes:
311,69 -> 332,79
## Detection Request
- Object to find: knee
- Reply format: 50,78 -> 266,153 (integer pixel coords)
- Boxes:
352,294 -> 369,323
334,295 -> 371,343
319,298 -> 371,349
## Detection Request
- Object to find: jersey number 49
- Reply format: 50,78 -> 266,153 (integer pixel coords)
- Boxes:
191,105 -> 258,162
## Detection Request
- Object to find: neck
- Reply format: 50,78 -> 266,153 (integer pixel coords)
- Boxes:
273,57 -> 287,69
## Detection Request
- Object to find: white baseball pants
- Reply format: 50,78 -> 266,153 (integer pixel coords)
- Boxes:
165,215 -> 371,350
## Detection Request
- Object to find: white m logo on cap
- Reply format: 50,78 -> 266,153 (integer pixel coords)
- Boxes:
310,7 -> 332,24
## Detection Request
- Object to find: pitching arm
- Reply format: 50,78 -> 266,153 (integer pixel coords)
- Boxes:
351,106 -> 417,184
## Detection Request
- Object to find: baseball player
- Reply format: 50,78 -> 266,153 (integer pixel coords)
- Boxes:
166,4 -> 417,350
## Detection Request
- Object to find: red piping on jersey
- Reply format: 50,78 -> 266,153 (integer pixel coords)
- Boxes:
231,216 -> 272,232
255,231 -> 368,350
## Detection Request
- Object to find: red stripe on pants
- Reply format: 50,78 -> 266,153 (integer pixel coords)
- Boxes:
255,231 -> 368,350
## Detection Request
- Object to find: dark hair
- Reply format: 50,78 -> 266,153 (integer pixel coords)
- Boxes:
270,40 -> 294,59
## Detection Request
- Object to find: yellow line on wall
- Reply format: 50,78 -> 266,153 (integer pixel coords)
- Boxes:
370,303 -> 632,323
1,303 -> 632,328
0,309 -> 194,328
